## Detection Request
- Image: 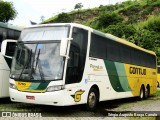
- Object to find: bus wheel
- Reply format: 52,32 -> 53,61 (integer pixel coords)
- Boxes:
86,87 -> 99,111
139,86 -> 145,100
157,81 -> 159,87
145,85 -> 150,98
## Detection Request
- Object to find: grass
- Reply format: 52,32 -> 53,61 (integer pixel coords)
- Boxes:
153,89 -> 160,96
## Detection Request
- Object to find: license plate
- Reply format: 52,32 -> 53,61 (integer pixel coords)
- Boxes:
26,95 -> 35,100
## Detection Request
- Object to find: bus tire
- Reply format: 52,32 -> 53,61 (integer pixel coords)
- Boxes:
157,81 -> 159,87
139,86 -> 145,100
86,87 -> 99,111
145,85 -> 150,98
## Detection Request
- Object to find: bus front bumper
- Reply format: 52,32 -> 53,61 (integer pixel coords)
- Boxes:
9,88 -> 76,106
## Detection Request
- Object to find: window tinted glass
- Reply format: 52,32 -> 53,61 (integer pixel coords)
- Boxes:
89,33 -> 156,68
107,40 -> 120,61
90,33 -> 107,59
7,30 -> 14,39
65,27 -> 88,84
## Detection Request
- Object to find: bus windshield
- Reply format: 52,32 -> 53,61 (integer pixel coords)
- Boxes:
11,41 -> 64,81
10,26 -> 69,81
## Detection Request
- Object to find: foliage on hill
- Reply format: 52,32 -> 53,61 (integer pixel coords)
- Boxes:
42,0 -> 160,64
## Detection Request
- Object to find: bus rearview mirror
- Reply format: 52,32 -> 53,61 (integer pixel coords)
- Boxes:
1,39 -> 17,58
60,38 -> 73,57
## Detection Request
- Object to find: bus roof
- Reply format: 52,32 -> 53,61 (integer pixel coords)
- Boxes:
25,23 -> 155,56
26,23 -> 92,30
0,22 -> 22,31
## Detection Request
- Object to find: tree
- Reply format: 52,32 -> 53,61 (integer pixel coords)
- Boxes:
74,3 -> 83,11
74,3 -> 83,18
0,0 -> 17,22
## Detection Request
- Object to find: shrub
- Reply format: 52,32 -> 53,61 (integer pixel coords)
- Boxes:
55,13 -> 72,23
96,12 -> 123,29
103,23 -> 136,39
145,15 -> 160,32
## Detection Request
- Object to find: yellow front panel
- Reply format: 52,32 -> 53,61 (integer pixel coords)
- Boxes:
15,81 -> 32,91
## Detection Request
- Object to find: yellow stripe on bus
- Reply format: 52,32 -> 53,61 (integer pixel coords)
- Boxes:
124,64 -> 157,96
15,81 -> 32,91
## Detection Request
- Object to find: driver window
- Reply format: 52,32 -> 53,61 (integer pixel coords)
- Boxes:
65,44 -> 80,84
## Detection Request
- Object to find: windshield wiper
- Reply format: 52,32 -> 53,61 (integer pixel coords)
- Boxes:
38,59 -> 45,81
31,49 -> 45,81
19,49 -> 32,80
35,49 -> 40,71
31,48 -> 45,81
36,49 -> 45,81
17,47 -> 23,65
31,44 -> 38,72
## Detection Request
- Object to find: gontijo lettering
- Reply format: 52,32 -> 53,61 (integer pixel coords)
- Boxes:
129,67 -> 146,75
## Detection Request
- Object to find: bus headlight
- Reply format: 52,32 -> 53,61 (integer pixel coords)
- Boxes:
46,85 -> 65,92
10,83 -> 17,90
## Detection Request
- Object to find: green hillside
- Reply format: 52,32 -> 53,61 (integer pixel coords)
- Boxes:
42,0 -> 160,64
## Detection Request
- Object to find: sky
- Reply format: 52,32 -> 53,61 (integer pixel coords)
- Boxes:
4,0 -> 126,27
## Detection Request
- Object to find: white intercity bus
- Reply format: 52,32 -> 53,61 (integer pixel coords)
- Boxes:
9,23 -> 157,110
0,22 -> 21,98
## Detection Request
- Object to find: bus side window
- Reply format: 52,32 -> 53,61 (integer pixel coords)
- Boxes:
68,51 -> 79,68
74,52 -> 79,67
65,44 -> 80,84
68,51 -> 74,67
65,27 -> 88,84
